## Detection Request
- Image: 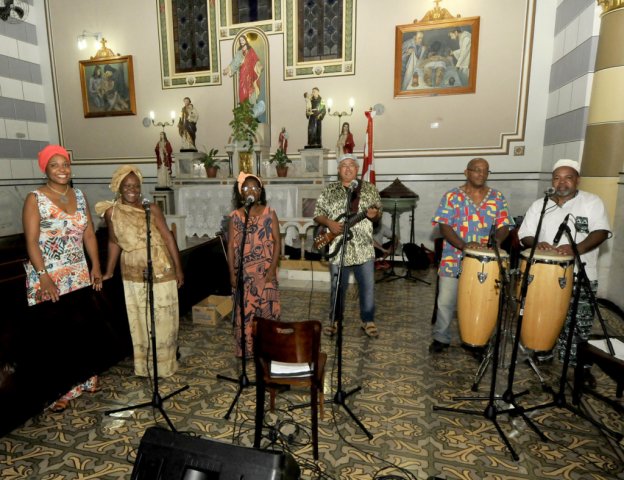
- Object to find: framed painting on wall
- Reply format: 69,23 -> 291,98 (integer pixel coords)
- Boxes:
79,55 -> 137,117
394,16 -> 480,98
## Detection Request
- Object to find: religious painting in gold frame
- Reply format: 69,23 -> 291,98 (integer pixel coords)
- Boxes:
79,55 -> 137,118
394,16 -> 479,98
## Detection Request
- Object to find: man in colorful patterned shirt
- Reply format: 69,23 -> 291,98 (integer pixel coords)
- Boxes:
314,154 -> 382,337
430,158 -> 513,353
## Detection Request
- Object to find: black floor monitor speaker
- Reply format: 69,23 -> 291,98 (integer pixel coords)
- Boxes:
131,427 -> 300,480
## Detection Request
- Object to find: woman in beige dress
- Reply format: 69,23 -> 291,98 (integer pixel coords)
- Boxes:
96,165 -> 183,377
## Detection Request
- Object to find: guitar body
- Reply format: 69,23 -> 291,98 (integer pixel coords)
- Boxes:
313,210 -> 368,259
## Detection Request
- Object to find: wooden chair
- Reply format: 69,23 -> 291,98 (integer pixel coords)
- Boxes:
252,317 -> 326,460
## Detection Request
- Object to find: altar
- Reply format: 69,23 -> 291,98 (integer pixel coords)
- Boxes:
176,184 -> 306,237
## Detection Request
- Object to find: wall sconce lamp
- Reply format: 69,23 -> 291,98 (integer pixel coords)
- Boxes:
77,30 -> 102,50
144,110 -> 177,131
327,97 -> 355,134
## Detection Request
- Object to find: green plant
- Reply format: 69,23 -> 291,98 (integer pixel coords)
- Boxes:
199,147 -> 220,169
269,148 -> 291,167
229,100 -> 259,153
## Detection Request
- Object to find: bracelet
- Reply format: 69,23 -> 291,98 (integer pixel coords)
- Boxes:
36,269 -> 47,277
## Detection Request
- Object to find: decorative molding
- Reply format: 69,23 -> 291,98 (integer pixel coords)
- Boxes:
597,0 -> 624,14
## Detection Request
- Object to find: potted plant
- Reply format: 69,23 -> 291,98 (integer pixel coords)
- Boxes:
200,147 -> 220,178
229,100 -> 259,173
269,148 -> 291,177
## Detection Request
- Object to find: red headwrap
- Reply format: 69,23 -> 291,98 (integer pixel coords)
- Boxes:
38,145 -> 70,173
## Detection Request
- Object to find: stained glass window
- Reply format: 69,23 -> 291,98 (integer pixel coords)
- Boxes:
232,0 -> 273,23
298,0 -> 343,62
172,0 -> 210,73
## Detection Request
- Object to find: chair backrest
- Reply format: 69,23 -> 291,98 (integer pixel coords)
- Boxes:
253,317 -> 321,368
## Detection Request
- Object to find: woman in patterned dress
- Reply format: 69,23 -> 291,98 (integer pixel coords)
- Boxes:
97,165 -> 183,378
22,145 -> 103,411
227,173 -> 281,358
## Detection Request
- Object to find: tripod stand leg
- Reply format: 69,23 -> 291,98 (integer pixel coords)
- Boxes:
492,417 -> 520,461
334,389 -> 373,439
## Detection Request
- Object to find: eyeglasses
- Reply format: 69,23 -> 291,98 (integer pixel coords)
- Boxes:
241,185 -> 261,193
467,168 -> 492,175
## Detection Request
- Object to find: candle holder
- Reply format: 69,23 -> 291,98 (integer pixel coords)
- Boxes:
327,97 -> 355,134
253,145 -> 262,177
224,144 -> 235,178
148,110 -> 177,131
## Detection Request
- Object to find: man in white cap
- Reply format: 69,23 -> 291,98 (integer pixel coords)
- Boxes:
518,159 -> 611,384
314,153 -> 382,337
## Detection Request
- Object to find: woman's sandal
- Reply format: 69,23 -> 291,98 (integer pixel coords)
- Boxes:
82,376 -> 100,393
362,322 -> 379,338
49,395 -> 71,412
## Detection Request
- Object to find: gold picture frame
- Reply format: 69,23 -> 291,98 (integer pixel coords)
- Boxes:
394,16 -> 480,98
79,55 -> 137,117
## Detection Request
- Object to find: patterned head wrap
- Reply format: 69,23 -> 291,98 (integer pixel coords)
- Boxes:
110,165 -> 143,193
237,172 -> 263,194
38,145 -> 70,173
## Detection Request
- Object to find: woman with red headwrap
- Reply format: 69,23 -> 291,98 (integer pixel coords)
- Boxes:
22,144 -> 103,411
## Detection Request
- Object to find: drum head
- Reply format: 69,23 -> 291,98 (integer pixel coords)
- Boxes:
463,247 -> 509,260
520,249 -> 573,262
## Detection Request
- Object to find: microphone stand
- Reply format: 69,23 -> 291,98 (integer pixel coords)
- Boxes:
434,233 -> 542,460
105,201 -> 189,431
217,201 -> 254,420
522,223 -> 622,440
328,185 -> 373,440
501,192 -> 552,408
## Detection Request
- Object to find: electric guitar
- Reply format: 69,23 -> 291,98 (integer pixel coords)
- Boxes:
313,206 -> 378,258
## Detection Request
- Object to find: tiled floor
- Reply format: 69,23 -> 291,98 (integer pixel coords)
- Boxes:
1,263 -> 623,479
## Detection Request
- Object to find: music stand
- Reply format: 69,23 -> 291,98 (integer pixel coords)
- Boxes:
105,201 -> 189,432
378,199 -> 430,285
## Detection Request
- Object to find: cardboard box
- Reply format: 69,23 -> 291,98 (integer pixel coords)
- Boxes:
192,295 -> 232,326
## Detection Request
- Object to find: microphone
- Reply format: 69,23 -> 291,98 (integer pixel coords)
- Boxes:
544,187 -> 555,197
487,224 -> 496,248
552,213 -> 571,246
142,197 -> 150,211
244,195 -> 254,207
348,179 -> 358,191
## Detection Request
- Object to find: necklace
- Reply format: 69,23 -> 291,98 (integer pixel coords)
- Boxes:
47,183 -> 70,204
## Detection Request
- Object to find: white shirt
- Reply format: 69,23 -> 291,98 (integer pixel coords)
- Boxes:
518,190 -> 611,281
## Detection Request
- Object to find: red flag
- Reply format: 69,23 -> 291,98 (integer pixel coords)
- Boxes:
362,110 -> 376,184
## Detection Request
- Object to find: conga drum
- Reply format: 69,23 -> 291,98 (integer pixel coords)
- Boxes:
457,248 -> 508,347
518,249 -> 574,351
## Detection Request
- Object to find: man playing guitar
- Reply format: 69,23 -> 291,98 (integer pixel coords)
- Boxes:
313,154 -> 382,337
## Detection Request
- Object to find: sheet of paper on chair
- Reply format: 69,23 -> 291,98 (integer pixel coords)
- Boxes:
270,361 -> 313,377
588,339 -> 624,361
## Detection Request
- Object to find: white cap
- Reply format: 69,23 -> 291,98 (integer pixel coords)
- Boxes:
552,159 -> 580,174
337,153 -> 359,169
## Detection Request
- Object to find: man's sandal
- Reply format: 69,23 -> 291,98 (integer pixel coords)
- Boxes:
323,324 -> 337,336
362,322 -> 379,338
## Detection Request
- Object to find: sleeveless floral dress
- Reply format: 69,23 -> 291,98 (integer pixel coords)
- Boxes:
24,189 -> 91,306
